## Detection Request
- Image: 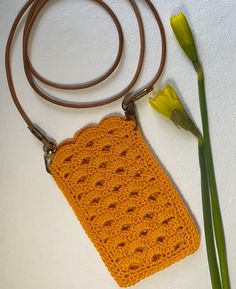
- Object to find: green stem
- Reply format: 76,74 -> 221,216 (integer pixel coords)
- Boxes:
195,62 -> 231,289
198,140 -> 222,289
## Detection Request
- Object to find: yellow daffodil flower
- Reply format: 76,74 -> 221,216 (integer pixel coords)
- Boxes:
149,84 -> 184,119
149,84 -> 201,139
170,12 -> 198,63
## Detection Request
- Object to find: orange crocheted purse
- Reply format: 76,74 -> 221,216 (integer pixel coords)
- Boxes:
6,1 -> 200,287
50,115 -> 200,287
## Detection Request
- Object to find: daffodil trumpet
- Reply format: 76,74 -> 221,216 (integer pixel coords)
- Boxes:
170,12 -> 231,289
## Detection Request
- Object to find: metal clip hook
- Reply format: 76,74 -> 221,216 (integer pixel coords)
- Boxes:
43,145 -> 57,174
29,126 -> 57,174
122,87 -> 153,124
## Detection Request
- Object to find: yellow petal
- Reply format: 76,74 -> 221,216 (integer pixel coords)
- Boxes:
149,97 -> 172,119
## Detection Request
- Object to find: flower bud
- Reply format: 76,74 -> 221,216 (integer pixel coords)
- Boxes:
170,12 -> 198,63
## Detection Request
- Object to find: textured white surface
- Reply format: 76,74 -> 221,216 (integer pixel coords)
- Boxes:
0,1 -> 236,289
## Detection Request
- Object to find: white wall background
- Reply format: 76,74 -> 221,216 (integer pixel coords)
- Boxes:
0,1 -> 235,289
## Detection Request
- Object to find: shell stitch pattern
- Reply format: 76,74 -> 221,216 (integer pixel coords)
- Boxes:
50,115 -> 200,287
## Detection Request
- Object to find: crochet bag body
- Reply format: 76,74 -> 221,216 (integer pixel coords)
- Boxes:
50,116 -> 200,287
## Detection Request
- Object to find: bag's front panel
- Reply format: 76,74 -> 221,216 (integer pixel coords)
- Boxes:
50,116 -> 200,287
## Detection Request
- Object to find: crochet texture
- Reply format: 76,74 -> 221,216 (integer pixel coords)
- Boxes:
50,115 -> 200,287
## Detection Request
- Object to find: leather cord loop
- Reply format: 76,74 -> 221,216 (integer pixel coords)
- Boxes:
5,0 -> 166,132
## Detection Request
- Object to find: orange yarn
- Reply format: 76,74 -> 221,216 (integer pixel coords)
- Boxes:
50,115 -> 200,287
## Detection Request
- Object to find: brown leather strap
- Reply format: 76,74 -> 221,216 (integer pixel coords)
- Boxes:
5,0 -> 166,141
